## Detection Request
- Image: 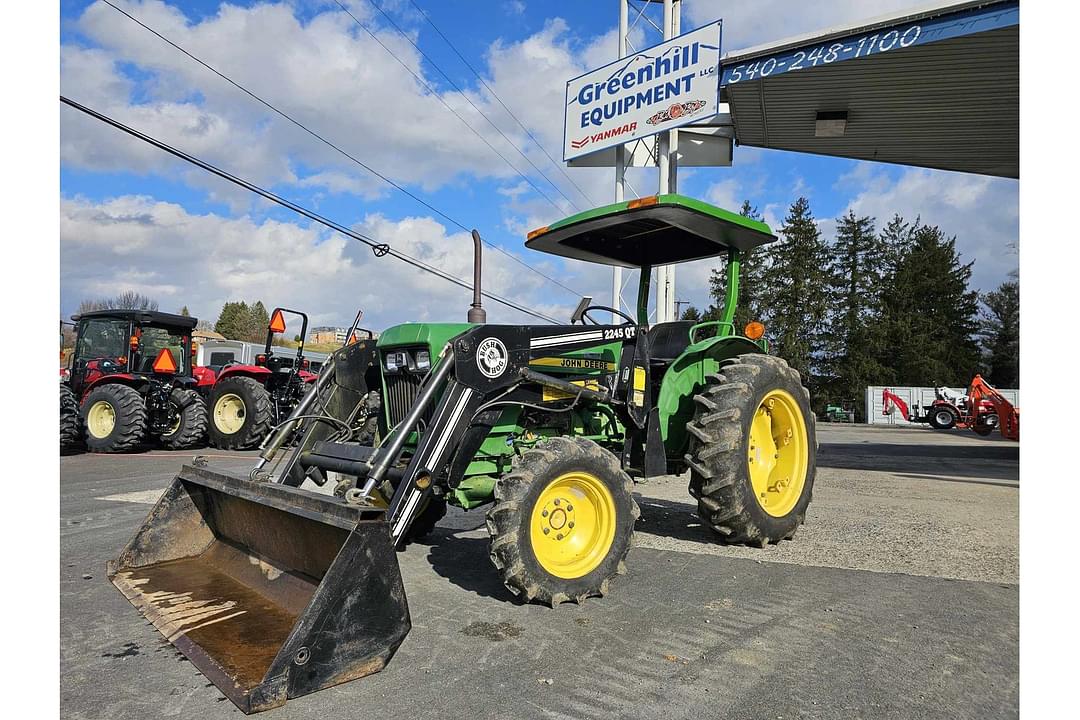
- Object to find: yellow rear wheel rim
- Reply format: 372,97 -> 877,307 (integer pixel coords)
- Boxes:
213,393 -> 246,434
530,471 -> 616,579
86,400 -> 116,439
747,389 -> 809,518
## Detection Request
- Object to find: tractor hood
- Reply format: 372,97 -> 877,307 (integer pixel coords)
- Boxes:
525,194 -> 776,268
377,323 -> 474,353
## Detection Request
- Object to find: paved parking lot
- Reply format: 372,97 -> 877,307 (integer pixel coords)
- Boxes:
60,424 -> 1018,719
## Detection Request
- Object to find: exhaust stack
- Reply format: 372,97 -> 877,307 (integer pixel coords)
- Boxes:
467,229 -> 486,323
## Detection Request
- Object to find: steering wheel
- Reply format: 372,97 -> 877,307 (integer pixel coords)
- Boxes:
580,305 -> 636,326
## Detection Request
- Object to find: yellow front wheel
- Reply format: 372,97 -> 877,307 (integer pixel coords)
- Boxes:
487,437 -> 638,606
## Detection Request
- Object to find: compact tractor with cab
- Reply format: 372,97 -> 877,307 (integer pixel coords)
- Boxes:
202,307 -> 319,449
60,310 -> 207,453
110,195 -> 817,713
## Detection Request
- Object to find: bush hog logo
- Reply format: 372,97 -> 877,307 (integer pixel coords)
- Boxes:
646,100 -> 707,126
571,121 -> 638,150
476,337 -> 508,379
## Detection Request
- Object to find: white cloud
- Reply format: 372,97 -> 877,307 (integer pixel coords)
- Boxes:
685,0 -> 924,52
60,194 -> 585,329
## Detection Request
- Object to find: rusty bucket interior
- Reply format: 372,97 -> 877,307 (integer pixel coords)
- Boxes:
108,465 -> 410,713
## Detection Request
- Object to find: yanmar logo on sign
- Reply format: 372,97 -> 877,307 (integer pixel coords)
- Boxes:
571,122 -> 638,150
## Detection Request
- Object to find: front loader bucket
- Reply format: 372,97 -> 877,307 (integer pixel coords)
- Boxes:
107,465 -> 410,713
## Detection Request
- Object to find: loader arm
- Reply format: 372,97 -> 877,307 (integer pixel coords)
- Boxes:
967,374 -> 1020,440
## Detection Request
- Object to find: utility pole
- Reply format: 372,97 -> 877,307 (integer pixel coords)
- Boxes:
614,0 -> 681,326
612,0 -> 628,325
655,0 -> 679,324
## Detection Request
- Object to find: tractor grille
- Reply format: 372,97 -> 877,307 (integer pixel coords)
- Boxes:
384,372 -> 427,427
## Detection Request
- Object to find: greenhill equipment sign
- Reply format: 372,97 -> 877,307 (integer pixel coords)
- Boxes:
563,21 -> 722,162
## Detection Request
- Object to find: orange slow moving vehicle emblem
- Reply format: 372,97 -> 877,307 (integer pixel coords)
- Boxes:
151,347 -> 178,374
269,309 -> 287,334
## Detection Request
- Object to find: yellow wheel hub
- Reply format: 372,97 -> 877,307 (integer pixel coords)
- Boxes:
213,393 -> 246,434
747,389 -> 809,518
86,400 -> 116,439
530,471 -> 616,579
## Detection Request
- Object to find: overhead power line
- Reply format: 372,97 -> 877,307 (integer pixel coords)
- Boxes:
99,0 -> 585,300
60,95 -> 560,324
405,0 -> 599,208
354,0 -> 593,209
330,0 -> 570,215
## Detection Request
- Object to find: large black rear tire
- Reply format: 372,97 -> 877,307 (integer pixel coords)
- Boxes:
80,384 -> 147,453
208,376 -> 272,450
486,436 -> 638,606
60,384 -> 81,453
160,387 -> 209,450
685,353 -> 816,547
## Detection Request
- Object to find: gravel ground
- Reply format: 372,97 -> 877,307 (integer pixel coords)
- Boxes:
60,423 -> 1018,719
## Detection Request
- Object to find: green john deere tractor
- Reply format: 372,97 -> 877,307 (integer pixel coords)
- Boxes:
110,194 -> 816,713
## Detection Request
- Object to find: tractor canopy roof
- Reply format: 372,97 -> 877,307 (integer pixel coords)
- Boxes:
525,194 -> 776,268
72,309 -> 198,331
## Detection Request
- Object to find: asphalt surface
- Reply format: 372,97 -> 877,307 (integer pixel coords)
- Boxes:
60,424 -> 1018,719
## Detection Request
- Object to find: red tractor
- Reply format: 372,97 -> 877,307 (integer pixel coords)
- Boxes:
60,310 -> 208,453
201,308 -> 318,449
882,375 -> 1018,440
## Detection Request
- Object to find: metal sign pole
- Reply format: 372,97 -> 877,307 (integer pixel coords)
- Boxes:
612,0 -> 628,324
655,0 -> 678,323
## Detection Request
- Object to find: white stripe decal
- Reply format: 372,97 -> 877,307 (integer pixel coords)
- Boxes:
427,388 -> 473,468
392,489 -> 422,538
530,331 -> 605,349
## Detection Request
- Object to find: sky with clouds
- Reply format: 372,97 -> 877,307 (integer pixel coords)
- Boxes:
59,0 -> 1019,331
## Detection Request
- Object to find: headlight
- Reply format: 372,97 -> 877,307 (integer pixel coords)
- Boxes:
385,351 -> 405,372
415,350 -> 431,371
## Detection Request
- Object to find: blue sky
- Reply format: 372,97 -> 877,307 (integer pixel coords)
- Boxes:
59,0 -> 1018,331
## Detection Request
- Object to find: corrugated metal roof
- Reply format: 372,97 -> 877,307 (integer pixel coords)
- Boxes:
720,0 -> 1018,177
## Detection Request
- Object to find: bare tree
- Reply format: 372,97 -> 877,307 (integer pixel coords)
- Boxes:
78,291 -> 160,313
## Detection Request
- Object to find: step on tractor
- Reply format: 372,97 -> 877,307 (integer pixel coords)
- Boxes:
882,375 -> 1019,440
60,310 -> 208,453
110,195 -> 817,713
202,308 -> 319,450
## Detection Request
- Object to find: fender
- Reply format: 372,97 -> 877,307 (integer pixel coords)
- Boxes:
191,366 -> 217,388
656,331 -> 767,460
298,370 -> 318,383
214,364 -> 272,384
80,373 -> 143,401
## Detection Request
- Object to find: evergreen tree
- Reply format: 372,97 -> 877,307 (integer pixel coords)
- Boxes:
246,301 -> 271,342
823,211 -> 883,418
679,305 -> 702,322
707,200 -> 772,328
874,224 -> 981,386
179,306 -> 190,317
878,213 -> 915,275
765,197 -> 830,396
979,271 -> 1019,387
215,301 -> 249,339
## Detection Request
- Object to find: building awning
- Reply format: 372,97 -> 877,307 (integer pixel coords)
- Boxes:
719,0 -> 1019,178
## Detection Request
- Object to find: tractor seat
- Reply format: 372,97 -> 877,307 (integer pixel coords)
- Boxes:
647,321 -> 695,364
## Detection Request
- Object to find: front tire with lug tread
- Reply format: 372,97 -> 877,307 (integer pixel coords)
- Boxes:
209,376 -> 272,450
80,383 -> 147,453
160,387 -> 208,450
685,353 -> 816,547
60,384 -> 82,452
486,436 -> 638,607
